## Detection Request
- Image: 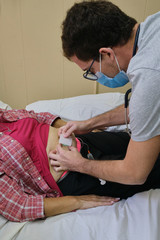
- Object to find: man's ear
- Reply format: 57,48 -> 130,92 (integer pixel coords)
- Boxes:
99,47 -> 115,61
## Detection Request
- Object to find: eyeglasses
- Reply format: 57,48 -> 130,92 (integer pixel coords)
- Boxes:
83,58 -> 98,81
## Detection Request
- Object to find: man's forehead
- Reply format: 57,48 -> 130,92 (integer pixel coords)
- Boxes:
71,55 -> 92,71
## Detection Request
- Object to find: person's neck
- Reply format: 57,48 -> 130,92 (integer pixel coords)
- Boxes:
112,23 -> 139,72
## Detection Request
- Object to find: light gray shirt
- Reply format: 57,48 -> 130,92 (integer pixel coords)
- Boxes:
127,11 -> 160,141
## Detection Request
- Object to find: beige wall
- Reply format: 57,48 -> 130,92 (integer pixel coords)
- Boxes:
0,0 -> 160,109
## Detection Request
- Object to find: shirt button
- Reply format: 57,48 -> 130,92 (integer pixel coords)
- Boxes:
26,157 -> 30,161
0,132 -> 3,136
38,177 -> 41,181
11,140 -> 14,142
53,190 -> 58,194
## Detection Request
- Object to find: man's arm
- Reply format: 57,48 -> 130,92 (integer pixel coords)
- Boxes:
60,104 -> 128,137
80,136 -> 160,184
87,104 -> 127,130
49,135 -> 160,185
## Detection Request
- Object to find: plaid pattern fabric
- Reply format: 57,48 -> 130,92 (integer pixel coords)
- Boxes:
0,109 -> 61,222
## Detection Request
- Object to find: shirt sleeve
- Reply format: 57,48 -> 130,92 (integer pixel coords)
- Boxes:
0,173 -> 45,222
129,68 -> 160,141
0,109 -> 59,126
29,111 -> 60,125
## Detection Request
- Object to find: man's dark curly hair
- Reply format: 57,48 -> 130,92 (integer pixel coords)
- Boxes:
61,0 -> 137,61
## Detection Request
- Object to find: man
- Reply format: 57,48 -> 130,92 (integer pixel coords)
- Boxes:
49,0 -> 160,186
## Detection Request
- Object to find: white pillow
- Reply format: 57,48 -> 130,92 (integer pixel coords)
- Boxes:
26,93 -> 123,120
0,100 -> 12,110
26,93 -> 127,131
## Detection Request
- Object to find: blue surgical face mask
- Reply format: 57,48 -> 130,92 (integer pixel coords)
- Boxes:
95,51 -> 129,88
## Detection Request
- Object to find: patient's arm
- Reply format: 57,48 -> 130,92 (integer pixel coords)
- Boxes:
52,118 -> 67,128
44,195 -> 119,217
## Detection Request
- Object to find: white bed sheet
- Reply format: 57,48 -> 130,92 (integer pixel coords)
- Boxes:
0,190 -> 160,240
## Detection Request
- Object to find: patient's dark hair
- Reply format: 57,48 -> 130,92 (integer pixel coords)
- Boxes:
61,0 -> 137,61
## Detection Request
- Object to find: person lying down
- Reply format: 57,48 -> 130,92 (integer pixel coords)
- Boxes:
0,109 -> 160,222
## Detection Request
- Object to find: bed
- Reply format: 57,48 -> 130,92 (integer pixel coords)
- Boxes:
0,93 -> 160,240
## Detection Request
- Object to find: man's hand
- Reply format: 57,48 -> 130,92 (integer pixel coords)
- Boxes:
49,144 -> 85,172
58,120 -> 92,138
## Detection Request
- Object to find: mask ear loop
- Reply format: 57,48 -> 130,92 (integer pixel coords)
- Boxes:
114,53 -> 121,72
99,53 -> 101,72
108,48 -> 121,72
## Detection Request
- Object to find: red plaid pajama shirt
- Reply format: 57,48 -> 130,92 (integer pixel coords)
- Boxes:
0,109 -> 61,222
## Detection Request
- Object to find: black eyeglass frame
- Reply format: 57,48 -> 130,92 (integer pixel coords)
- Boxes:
83,57 -> 98,81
